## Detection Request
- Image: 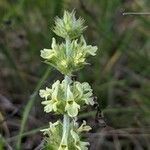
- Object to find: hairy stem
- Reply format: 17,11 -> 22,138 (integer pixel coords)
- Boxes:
66,37 -> 71,58
59,72 -> 71,148
60,114 -> 70,147
59,35 -> 72,148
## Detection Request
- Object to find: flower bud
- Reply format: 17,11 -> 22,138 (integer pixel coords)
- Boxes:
53,10 -> 86,39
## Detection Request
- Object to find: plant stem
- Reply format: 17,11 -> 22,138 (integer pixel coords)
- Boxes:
66,37 -> 70,58
59,74 -> 71,148
64,75 -> 71,135
61,114 -> 70,146
59,36 -> 72,148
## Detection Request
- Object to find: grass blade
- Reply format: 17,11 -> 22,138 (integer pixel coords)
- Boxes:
16,67 -> 51,150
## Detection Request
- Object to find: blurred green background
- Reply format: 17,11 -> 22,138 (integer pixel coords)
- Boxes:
0,0 -> 150,149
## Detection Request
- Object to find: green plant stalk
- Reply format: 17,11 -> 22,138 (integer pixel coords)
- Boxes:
60,114 -> 70,147
39,10 -> 98,149
66,37 -> 71,58
59,36 -> 72,147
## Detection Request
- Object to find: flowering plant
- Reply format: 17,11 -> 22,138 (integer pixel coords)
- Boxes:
39,10 -> 98,150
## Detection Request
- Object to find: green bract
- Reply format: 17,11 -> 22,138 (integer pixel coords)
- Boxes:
53,10 -> 86,39
40,36 -> 97,75
39,10 -> 98,150
39,79 -> 94,117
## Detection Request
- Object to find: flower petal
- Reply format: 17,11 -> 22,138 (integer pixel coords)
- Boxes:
82,97 -> 94,105
51,85 -> 58,100
70,129 -> 80,143
77,120 -> 92,132
65,101 -> 80,117
81,82 -> 92,92
58,144 -> 68,150
40,49 -> 54,59
41,100 -> 58,113
70,129 -> 89,150
66,85 -> 74,100
87,46 -> 97,56
41,100 -> 53,113
39,87 -> 51,100
75,82 -> 83,98
52,80 -> 60,91
51,37 -> 56,49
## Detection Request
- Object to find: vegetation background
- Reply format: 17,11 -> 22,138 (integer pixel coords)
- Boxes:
0,0 -> 149,149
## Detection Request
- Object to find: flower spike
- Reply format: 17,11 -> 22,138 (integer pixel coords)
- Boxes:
39,10 -> 98,150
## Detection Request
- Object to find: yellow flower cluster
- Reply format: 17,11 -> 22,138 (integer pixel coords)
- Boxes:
41,36 -> 97,75
39,79 -> 94,117
41,120 -> 91,150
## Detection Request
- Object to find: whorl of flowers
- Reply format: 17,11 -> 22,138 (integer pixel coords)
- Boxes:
40,79 -> 94,117
39,10 -> 98,150
41,35 -> 97,75
41,120 -> 91,150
